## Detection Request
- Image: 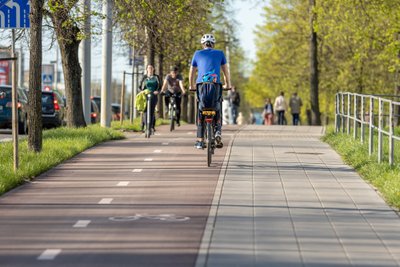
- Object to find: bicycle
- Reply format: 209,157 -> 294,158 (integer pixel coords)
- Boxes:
191,83 -> 230,167
144,93 -> 153,138
162,92 -> 180,132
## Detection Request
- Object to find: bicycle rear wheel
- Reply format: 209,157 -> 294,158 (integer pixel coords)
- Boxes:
170,105 -> 175,131
145,95 -> 151,138
207,123 -> 213,167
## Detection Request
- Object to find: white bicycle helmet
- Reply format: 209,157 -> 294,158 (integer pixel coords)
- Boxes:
201,34 -> 216,44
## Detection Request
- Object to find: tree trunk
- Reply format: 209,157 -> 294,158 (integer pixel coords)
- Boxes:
28,0 -> 44,152
59,38 -> 86,127
146,26 -> 156,66
50,2 -> 86,128
309,0 -> 321,125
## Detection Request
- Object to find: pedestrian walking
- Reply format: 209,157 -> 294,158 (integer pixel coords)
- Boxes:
229,86 -> 240,124
274,91 -> 287,125
263,98 -> 274,125
289,92 -> 303,125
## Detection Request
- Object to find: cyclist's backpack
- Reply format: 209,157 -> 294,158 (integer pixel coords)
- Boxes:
202,71 -> 218,83
198,83 -> 220,110
135,89 -> 150,112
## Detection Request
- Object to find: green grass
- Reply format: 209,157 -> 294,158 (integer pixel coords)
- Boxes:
111,118 -> 178,131
323,127 -> 400,209
0,125 -> 125,195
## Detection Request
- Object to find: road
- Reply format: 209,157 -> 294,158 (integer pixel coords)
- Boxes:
1,124 -> 400,267
0,129 -> 25,142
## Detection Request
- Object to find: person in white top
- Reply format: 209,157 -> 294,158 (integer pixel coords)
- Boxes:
274,91 -> 287,125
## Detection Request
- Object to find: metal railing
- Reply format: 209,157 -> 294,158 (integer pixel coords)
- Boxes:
335,92 -> 400,165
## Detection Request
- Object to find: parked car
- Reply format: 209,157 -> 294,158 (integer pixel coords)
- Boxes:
91,100 -> 100,124
41,90 -> 66,128
111,103 -> 121,121
0,85 -> 28,134
91,96 -> 101,112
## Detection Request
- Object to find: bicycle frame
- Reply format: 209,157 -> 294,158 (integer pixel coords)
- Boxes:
145,93 -> 152,138
202,109 -> 217,167
168,94 -> 178,131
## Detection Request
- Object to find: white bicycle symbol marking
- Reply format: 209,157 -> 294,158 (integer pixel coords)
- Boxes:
109,214 -> 190,222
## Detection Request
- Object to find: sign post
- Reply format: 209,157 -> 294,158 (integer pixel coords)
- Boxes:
0,0 -> 30,171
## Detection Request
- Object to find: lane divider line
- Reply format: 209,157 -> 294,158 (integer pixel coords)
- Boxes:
37,249 -> 62,260
153,150 -> 162,153
73,220 -> 91,228
117,181 -> 130,186
162,142 -> 169,145
144,158 -> 153,162
99,198 -> 113,204
132,169 -> 142,173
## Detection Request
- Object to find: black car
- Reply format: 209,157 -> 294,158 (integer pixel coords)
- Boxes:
111,103 -> 121,121
91,99 -> 100,124
0,85 -> 28,134
41,90 -> 66,128
91,96 -> 101,112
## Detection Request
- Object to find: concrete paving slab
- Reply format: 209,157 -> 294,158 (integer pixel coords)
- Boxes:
197,125 -> 400,267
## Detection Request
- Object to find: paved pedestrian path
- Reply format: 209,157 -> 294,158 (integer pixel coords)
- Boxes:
0,125 -> 399,267
197,125 -> 400,267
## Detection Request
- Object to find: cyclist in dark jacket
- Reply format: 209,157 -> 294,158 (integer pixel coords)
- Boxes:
161,66 -> 186,126
139,64 -> 161,132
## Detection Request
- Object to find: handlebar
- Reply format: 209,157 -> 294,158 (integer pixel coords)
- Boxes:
189,86 -> 232,92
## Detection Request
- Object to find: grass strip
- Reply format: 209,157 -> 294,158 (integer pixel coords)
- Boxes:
0,125 -> 124,195
111,118 -> 178,131
322,127 -> 400,209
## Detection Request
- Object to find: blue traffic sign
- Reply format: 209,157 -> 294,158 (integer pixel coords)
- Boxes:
42,74 -> 53,84
0,0 -> 30,29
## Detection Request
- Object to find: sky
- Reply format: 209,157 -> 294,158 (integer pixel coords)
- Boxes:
231,0 -> 267,62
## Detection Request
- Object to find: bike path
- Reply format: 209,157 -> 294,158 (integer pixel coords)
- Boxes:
197,125 -> 400,267
1,125 -> 400,267
0,124 -> 234,267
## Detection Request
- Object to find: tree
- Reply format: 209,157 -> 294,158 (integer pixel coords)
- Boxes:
28,0 -> 45,152
309,0 -> 321,125
47,0 -> 87,127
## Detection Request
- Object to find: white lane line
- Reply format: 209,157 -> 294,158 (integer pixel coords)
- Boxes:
162,142 -> 169,145
153,150 -> 162,153
144,158 -> 153,162
37,249 -> 62,260
117,181 -> 130,186
73,220 -> 91,228
187,132 -> 193,134
132,169 -> 142,173
98,198 -> 113,204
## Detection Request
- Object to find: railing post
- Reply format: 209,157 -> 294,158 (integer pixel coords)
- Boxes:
378,98 -> 383,163
389,101 -> 394,166
341,93 -> 345,133
354,94 -> 358,139
335,93 -> 339,133
347,94 -> 351,135
369,97 -> 374,156
361,96 -> 365,143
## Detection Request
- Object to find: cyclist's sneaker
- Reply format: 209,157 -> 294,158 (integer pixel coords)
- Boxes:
195,141 -> 205,149
215,132 -> 223,149
177,121 -> 180,127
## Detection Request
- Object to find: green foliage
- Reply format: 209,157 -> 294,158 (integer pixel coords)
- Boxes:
245,0 -> 400,123
111,118 -> 170,131
323,127 -> 400,209
0,126 -> 124,195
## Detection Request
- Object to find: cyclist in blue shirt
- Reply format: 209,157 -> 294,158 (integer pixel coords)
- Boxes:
189,33 -> 232,149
